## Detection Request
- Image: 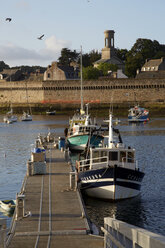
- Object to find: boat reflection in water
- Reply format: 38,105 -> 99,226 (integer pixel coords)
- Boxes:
83,194 -> 146,232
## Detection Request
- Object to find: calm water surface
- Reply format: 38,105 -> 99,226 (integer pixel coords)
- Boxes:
0,114 -> 164,236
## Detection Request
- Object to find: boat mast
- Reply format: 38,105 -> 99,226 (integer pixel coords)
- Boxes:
80,45 -> 83,112
108,113 -> 113,148
25,81 -> 32,115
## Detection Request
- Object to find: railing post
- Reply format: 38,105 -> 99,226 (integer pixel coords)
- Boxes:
69,172 -> 77,190
15,193 -> 25,220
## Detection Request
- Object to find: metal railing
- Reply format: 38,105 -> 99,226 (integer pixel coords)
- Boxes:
78,156 -> 108,171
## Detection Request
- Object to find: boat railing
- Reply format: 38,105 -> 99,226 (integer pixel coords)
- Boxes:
77,156 -> 108,172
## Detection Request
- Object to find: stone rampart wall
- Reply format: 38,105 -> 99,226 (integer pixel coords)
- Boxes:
0,79 -> 165,106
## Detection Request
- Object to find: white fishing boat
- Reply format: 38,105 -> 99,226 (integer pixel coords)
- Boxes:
0,199 -> 16,212
76,113 -> 145,201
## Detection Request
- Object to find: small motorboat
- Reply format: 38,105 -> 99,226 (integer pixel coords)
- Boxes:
46,110 -> 56,115
0,199 -> 16,212
128,105 -> 149,122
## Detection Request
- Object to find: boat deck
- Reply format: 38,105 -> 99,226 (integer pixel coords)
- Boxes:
6,145 -> 103,248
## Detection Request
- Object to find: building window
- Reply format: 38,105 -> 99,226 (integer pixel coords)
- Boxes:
47,73 -> 50,78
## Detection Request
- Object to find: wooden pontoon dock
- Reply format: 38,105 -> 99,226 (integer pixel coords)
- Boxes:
6,144 -> 103,248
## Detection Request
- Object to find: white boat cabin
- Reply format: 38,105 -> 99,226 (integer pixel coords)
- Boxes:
78,146 -> 136,172
69,124 -> 98,136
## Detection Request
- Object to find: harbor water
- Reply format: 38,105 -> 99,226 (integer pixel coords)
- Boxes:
0,114 -> 164,236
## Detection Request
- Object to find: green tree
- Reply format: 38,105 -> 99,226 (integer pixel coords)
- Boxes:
81,50 -> 101,67
116,48 -> 128,62
58,48 -> 79,66
82,66 -> 100,80
125,38 -> 161,77
153,50 -> 165,59
98,63 -> 118,76
0,61 -> 9,72
82,53 -> 91,67
88,50 -> 101,65
125,52 -> 144,78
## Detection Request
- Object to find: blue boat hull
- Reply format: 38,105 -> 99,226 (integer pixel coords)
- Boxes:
128,114 -> 149,122
78,166 -> 145,200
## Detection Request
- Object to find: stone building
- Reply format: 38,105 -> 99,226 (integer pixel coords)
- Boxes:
93,30 -> 125,72
136,57 -> 165,78
43,61 -> 79,81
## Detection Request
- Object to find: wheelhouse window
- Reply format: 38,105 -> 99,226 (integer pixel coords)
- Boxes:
92,151 -> 100,164
79,127 -> 83,132
128,152 -> 134,163
109,151 -> 118,161
100,151 -> 108,162
120,151 -> 126,162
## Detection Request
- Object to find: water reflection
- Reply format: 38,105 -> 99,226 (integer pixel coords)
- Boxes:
83,195 -> 146,231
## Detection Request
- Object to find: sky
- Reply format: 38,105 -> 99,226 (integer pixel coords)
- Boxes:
1,0 -> 165,67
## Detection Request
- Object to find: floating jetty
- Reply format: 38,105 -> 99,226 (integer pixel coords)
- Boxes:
5,140 -> 103,248
0,134 -> 165,248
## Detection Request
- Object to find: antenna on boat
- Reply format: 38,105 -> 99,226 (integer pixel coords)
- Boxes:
85,103 -> 89,116
104,110 -> 114,148
108,111 -> 113,148
80,45 -> 83,112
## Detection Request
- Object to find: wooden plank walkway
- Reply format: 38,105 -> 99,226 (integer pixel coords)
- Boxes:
6,145 -> 103,248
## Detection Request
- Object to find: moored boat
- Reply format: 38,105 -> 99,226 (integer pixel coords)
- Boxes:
46,110 -> 56,115
128,105 -> 149,122
67,126 -> 104,152
3,110 -> 18,124
67,105 -> 104,152
0,199 -> 16,212
76,113 -> 145,201
21,111 -> 32,121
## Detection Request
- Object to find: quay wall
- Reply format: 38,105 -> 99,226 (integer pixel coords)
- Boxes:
0,79 -> 165,108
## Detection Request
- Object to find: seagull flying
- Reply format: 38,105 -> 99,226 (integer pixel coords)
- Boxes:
6,18 -> 12,22
37,34 -> 44,40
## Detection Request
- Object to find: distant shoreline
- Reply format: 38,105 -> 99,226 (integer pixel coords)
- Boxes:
0,103 -> 164,117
